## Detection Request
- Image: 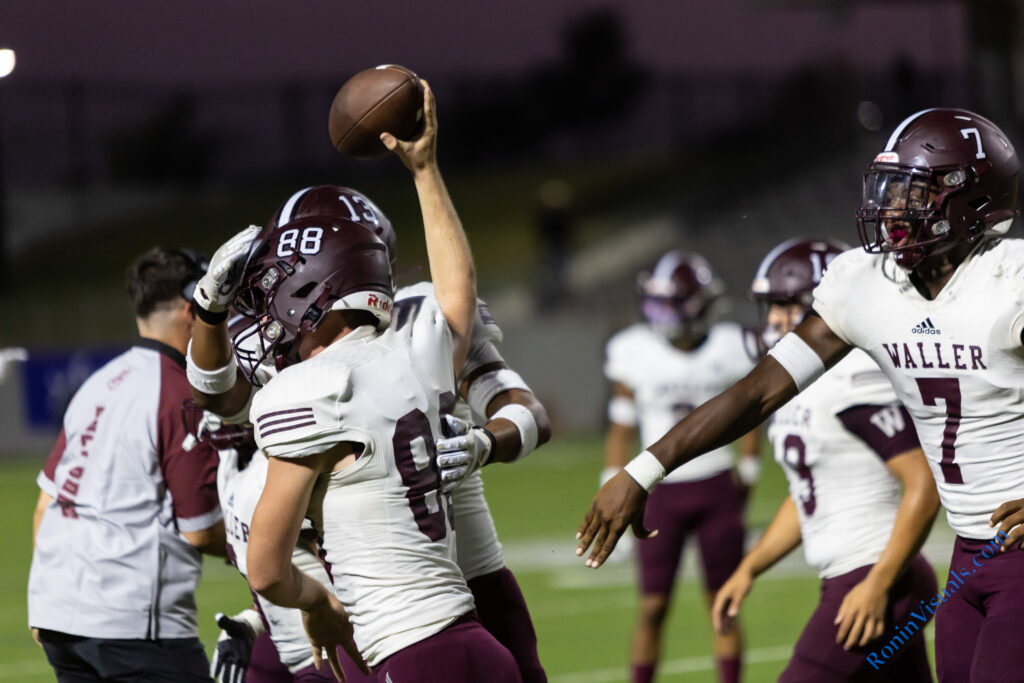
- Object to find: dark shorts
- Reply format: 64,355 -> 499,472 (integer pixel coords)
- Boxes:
292,662 -> 345,683
373,612 -> 522,683
778,554 -> 936,682
37,629 -> 210,682
637,471 -> 745,594
245,632 -> 294,683
468,567 -> 546,683
337,642 -> 376,683
934,534 -> 1024,683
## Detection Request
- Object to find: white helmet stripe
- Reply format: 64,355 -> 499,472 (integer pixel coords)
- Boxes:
753,237 -> 803,282
277,186 -> 313,227
885,108 -> 938,151
651,250 -> 683,281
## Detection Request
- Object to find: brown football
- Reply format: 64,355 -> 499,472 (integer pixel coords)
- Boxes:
328,64 -> 424,159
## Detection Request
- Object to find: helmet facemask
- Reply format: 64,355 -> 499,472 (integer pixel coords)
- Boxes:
856,165 -> 963,269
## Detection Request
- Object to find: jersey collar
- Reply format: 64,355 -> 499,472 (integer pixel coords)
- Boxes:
135,337 -> 186,370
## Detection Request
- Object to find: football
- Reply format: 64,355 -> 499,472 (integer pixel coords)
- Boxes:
328,64 -> 425,159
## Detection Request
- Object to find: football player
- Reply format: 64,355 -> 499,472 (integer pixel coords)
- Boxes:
180,399 -> 349,683
190,120 -> 550,683
191,84 -> 524,682
577,108 -> 1024,682
601,250 -> 760,683
712,238 -> 939,681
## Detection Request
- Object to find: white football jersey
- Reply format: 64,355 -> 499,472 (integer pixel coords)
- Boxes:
397,281 -> 507,580
769,350 -> 912,578
605,322 -> 756,482
252,297 -> 474,667
217,448 -> 332,674
813,238 -> 1024,540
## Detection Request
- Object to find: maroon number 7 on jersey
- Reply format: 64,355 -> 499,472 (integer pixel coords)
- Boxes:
915,377 -> 964,484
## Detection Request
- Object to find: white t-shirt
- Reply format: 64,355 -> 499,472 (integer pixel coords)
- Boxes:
604,322 -> 756,482
812,238 -> 1024,540
251,297 -> 474,667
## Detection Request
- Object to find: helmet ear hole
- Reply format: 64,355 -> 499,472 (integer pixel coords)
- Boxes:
291,281 -> 317,299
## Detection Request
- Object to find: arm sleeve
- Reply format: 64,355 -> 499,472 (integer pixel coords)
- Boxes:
836,403 -> 921,462
158,368 -> 222,532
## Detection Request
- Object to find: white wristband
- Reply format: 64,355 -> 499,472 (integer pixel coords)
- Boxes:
767,332 -> 826,391
491,403 -> 539,461
186,340 -> 238,395
623,450 -> 666,492
737,457 -> 761,486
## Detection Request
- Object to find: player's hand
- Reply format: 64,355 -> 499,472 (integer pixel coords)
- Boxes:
31,627 -> 41,648
575,470 -> 656,568
834,576 -> 887,650
380,81 -> 436,175
989,498 -> 1024,550
303,593 -> 369,682
194,225 -> 261,314
712,567 -> 754,635
435,415 -> 495,493
210,608 -> 264,683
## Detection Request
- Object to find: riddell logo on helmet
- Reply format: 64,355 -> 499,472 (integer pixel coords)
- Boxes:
366,294 -> 392,312
874,152 -> 899,164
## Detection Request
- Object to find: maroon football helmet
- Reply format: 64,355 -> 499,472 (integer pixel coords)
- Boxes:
231,216 -> 394,383
750,238 -> 848,348
856,108 -> 1019,269
639,250 -> 723,341
267,185 -> 397,268
181,399 -> 256,454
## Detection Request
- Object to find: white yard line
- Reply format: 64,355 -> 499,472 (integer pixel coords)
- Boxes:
549,645 -> 795,683
549,631 -> 938,683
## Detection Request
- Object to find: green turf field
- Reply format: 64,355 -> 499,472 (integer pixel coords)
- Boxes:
0,435 -> 943,682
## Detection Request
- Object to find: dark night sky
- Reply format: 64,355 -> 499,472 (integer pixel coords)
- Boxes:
1,0 -> 966,85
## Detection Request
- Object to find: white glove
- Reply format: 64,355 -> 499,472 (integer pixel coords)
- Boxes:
194,225 -> 261,315
210,608 -> 265,683
435,414 -> 495,494
0,347 -> 27,384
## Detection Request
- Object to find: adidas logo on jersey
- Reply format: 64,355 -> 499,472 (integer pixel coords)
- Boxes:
911,318 -> 941,335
